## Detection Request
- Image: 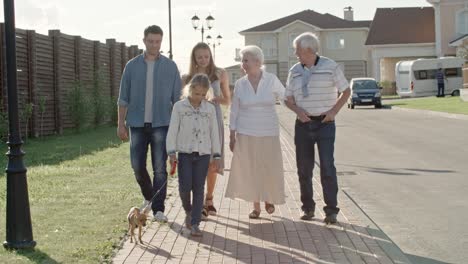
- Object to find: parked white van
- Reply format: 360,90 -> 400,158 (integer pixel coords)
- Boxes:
395,57 -> 464,97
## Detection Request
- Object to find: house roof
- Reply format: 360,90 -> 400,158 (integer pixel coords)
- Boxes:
365,7 -> 435,45
240,9 -> 371,33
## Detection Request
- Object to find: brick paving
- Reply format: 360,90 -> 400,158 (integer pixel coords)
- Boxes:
112,124 -> 412,264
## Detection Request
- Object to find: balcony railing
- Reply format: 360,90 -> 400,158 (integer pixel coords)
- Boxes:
234,47 -> 278,61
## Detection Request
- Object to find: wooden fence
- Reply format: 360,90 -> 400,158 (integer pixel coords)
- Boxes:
0,24 -> 142,137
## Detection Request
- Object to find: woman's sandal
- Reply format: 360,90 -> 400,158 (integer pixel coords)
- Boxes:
249,210 -> 260,219
205,197 -> 217,216
265,203 -> 275,214
201,207 -> 208,220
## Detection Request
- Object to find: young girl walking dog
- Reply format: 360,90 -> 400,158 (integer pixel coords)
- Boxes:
166,73 -> 221,236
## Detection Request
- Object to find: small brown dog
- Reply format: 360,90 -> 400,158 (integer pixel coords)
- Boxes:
127,205 -> 150,244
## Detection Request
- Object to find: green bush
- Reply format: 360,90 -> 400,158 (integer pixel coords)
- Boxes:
38,95 -> 47,137
92,71 -> 106,127
20,102 -> 34,140
109,96 -> 118,126
378,80 -> 392,89
68,81 -> 89,132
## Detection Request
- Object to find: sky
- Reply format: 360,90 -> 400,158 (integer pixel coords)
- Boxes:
0,0 -> 431,73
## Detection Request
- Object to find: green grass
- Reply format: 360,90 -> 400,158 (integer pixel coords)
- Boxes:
382,94 -> 400,100
385,96 -> 468,115
0,126 -> 172,263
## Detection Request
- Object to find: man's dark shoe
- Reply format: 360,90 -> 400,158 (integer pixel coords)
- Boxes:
185,213 -> 192,229
300,210 -> 315,220
324,213 -> 338,224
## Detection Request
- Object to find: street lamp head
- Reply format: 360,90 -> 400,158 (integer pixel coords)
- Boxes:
206,35 -> 212,45
206,14 -> 215,29
191,14 -> 200,29
216,34 -> 222,45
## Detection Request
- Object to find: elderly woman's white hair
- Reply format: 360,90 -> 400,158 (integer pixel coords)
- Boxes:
239,45 -> 264,65
294,32 -> 320,54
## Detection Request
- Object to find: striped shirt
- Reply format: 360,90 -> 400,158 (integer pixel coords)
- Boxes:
285,56 -> 349,116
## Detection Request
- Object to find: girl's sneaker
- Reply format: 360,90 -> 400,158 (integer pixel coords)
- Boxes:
190,225 -> 202,237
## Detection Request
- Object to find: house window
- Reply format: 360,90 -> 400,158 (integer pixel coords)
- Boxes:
264,64 -> 278,75
260,36 -> 277,58
327,33 -> 345,49
231,72 -> 240,83
289,33 -> 300,56
456,10 -> 468,35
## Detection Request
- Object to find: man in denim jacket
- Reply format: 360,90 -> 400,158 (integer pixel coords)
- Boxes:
117,25 -> 181,222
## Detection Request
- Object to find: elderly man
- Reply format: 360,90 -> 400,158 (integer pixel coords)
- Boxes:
284,32 -> 350,224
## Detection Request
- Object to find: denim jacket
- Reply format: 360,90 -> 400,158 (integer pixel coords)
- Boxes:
166,99 -> 221,158
118,53 -> 181,128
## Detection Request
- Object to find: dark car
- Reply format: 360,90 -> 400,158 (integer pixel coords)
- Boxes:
348,78 -> 382,109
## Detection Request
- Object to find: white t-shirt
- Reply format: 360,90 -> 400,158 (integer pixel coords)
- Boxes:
144,60 -> 155,123
229,70 -> 285,137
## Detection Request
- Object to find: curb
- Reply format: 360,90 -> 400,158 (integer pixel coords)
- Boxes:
391,106 -> 468,121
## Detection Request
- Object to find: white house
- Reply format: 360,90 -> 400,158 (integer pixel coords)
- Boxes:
226,8 -> 372,85
366,1 -> 467,86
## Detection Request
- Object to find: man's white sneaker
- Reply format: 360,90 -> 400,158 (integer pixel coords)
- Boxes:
153,211 -> 168,223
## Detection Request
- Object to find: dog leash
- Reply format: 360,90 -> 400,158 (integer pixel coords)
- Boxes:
147,179 -> 167,205
144,160 -> 177,207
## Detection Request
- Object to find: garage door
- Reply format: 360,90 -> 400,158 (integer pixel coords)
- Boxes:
341,61 -> 367,80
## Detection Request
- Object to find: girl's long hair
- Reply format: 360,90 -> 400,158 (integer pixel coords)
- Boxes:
185,42 -> 220,85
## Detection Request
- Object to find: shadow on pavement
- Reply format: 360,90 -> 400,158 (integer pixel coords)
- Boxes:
407,254 -> 452,264
168,213 -> 422,263
336,163 -> 456,176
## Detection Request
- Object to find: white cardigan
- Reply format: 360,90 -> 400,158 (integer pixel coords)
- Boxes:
229,71 -> 285,137
166,98 -> 221,158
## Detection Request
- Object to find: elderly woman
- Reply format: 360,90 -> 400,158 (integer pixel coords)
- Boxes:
225,45 -> 285,218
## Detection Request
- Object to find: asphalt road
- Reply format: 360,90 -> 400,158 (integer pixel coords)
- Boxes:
277,103 -> 468,264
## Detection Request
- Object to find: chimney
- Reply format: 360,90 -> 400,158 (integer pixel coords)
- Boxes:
344,6 -> 354,21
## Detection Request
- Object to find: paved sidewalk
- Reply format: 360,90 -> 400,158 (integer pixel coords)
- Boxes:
113,125 -> 412,264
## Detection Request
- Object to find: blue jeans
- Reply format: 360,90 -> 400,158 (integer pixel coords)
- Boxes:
294,119 -> 340,216
177,153 -> 210,227
437,83 -> 445,96
130,125 -> 168,214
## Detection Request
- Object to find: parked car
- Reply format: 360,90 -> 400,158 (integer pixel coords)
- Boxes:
348,78 -> 382,109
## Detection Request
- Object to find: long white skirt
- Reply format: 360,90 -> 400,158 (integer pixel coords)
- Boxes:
225,134 -> 285,204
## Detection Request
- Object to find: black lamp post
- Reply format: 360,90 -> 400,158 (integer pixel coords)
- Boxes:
206,34 -> 222,61
2,0 -> 36,250
168,0 -> 173,59
191,13 -> 214,43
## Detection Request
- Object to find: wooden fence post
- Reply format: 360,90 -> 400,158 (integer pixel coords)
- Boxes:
93,41 -> 100,75
49,29 -> 63,134
106,39 -> 116,99
120,43 -> 128,74
75,36 -> 82,83
26,30 -> 39,137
